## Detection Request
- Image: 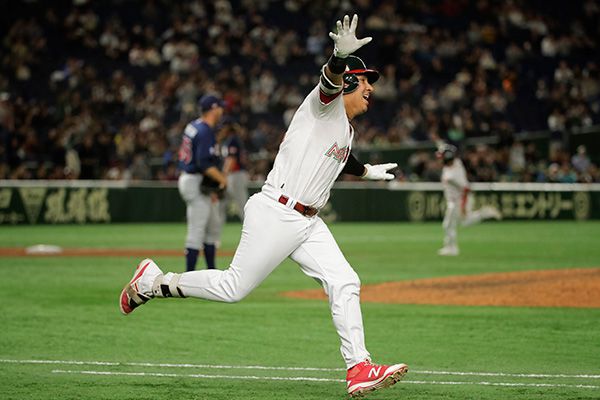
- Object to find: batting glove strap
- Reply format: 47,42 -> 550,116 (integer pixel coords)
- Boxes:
362,163 -> 398,181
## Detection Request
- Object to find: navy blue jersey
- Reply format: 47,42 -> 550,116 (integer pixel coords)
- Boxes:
178,119 -> 220,173
220,135 -> 246,172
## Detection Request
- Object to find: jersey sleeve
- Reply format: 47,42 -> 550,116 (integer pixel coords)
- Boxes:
308,65 -> 345,119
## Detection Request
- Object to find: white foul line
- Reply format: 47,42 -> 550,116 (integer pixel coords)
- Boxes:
51,369 -> 600,389
0,359 -> 338,372
1,358 -> 599,380
404,379 -> 600,389
52,369 -> 343,382
415,369 -> 600,379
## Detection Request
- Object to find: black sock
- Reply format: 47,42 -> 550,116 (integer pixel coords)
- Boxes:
185,248 -> 199,272
203,243 -> 216,269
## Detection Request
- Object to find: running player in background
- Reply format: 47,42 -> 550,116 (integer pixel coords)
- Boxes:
177,95 -> 227,270
437,143 -> 502,256
121,15 -> 408,397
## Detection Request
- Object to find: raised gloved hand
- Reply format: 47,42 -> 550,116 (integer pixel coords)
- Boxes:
328,14 -> 372,58
362,163 -> 398,181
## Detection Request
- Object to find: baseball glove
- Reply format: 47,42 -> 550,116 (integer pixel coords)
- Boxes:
200,176 -> 226,199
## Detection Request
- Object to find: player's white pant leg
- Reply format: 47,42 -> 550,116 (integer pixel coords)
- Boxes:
462,196 -> 501,226
290,217 -> 370,369
443,202 -> 460,248
460,194 -> 482,227
176,193 -> 307,302
178,173 -> 211,249
462,210 -> 484,227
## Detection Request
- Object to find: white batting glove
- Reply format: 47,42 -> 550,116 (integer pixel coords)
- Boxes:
328,14 -> 372,58
362,163 -> 398,180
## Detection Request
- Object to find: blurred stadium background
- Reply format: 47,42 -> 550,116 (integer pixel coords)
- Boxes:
1,0 -> 599,224
1,1 -> 600,399
0,0 -> 598,184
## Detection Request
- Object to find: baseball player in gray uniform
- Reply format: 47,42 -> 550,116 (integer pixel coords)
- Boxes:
120,15 -> 407,397
177,95 -> 228,270
437,143 -> 502,256
218,120 -> 249,220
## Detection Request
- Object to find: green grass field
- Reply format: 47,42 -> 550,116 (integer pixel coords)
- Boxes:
1,221 -> 599,399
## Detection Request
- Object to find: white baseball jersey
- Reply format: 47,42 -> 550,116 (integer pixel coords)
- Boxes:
263,84 -> 353,209
441,158 -> 469,204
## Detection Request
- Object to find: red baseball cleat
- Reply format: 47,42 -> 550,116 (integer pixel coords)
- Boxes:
346,360 -> 408,397
119,259 -> 162,315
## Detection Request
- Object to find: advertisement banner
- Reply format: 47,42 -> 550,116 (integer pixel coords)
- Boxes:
1,182 -> 598,224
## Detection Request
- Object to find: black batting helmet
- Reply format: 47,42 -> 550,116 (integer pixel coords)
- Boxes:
343,55 -> 380,94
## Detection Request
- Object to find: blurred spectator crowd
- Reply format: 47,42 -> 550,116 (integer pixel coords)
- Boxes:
405,143 -> 598,184
0,0 -> 598,182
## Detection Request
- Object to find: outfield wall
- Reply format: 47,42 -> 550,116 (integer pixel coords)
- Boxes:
1,180 -> 599,224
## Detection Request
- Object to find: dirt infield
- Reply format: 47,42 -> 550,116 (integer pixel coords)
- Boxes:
2,247 -> 598,308
0,247 -> 235,257
284,268 -> 600,308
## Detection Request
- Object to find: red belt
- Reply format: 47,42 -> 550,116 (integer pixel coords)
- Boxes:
278,195 -> 318,217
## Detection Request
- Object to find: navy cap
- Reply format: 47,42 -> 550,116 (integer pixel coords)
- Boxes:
198,95 -> 225,112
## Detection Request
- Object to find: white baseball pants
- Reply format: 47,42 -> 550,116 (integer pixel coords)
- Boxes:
178,173 -> 223,249
174,191 -> 370,368
443,196 -> 496,248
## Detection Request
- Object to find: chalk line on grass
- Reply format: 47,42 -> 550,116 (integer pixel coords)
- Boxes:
1,358 -> 599,380
50,369 -> 600,390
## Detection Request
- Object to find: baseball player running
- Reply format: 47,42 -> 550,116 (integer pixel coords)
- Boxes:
177,95 -> 228,270
121,15 -> 407,397
437,143 -> 502,256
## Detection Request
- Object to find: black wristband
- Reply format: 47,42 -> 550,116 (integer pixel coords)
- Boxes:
327,54 -> 347,75
342,153 -> 366,177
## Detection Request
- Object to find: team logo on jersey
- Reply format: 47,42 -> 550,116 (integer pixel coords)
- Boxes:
325,142 -> 350,164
